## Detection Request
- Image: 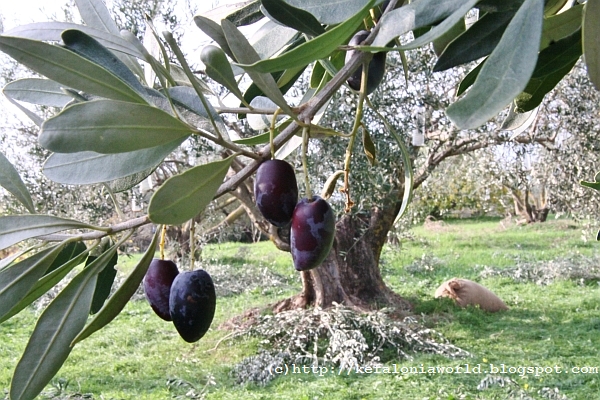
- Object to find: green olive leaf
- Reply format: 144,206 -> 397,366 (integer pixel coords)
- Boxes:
447,0 -> 545,129
0,151 -> 35,213
201,45 -> 245,102
434,11 -> 514,72
261,0 -> 325,37
89,249 -> 118,315
0,215 -> 102,251
0,35 -> 147,104
60,29 -> 148,101
235,0 -> 374,74
0,244 -> 67,322
0,244 -> 89,325
149,156 -> 235,225
72,228 -> 160,345
43,137 -> 187,186
3,78 -> 73,108
583,0 -> 600,90
39,100 -> 192,154
222,19 -> 294,116
9,237 -> 124,400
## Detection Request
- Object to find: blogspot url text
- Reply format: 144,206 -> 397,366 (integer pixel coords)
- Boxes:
269,363 -> 599,377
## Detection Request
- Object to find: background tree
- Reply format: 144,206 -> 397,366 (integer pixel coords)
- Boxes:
0,0 -> 599,399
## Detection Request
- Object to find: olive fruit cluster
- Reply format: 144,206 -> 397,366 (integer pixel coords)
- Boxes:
254,160 -> 335,271
345,30 -> 387,95
143,259 -> 216,343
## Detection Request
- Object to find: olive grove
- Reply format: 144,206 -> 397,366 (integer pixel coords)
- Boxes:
0,0 -> 599,399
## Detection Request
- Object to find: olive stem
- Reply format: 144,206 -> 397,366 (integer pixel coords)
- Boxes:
341,62 -> 369,212
192,128 -> 261,160
189,220 -> 196,271
163,31 -> 224,140
160,225 -> 167,260
103,184 -> 125,221
269,108 -> 282,159
301,124 -> 312,200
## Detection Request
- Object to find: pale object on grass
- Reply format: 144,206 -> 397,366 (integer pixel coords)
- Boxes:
435,278 -> 509,312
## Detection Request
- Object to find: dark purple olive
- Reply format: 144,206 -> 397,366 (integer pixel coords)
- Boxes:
290,196 -> 336,271
345,30 -> 387,95
143,259 -> 179,321
169,269 -> 216,343
254,159 -> 298,227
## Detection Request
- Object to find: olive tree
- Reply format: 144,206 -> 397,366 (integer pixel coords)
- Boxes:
0,0 -> 598,398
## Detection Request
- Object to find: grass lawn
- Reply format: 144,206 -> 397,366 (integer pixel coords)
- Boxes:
1,217 -> 599,399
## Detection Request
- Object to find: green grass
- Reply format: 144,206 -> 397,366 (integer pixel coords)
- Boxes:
1,217 -> 600,399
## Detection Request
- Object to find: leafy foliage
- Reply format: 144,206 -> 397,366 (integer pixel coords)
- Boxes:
0,0 -> 597,397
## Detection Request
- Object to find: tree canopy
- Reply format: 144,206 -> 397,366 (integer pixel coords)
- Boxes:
0,0 -> 598,399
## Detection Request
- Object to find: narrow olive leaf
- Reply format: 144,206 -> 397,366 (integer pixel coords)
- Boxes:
61,29 -> 148,101
362,128 -> 377,166
39,100 -> 192,154
0,244 -> 65,322
447,0 -> 545,129
285,0 -> 377,25
250,20 -> 299,62
310,59 -> 326,88
3,78 -> 72,108
72,228 -> 160,345
4,22 -> 145,59
233,132 -> 271,145
72,0 -> 146,77
434,11 -> 514,72
0,36 -> 147,104
193,15 -> 235,60
89,249 -> 118,314
43,138 -> 186,186
261,0 -> 325,37
168,64 -> 214,94
320,170 -> 345,201
235,0 -> 374,74
580,179 -> 600,192
0,215 -> 101,251
275,64 -> 307,90
457,59 -> 485,96
9,240 -> 121,400
477,0 -> 525,13
221,20 -> 294,116
530,29 -> 582,79
0,248 -> 31,271
515,60 -> 579,112
583,0 -> 600,90
75,0 -> 121,34
544,0 -> 569,16
224,0 -> 263,26
0,247 -> 89,325
541,4 -> 583,49
432,16 -> 465,56
200,45 -> 245,102
149,156 -> 235,225
500,103 -> 539,132
45,241 -> 88,275
168,86 -> 228,137
372,0 -> 468,48
388,126 -> 413,224
0,151 -> 35,213
396,0 -> 479,52
3,96 -> 43,126
515,30 -> 581,112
